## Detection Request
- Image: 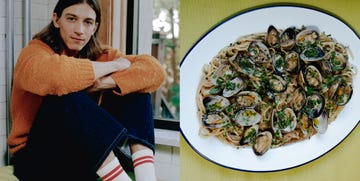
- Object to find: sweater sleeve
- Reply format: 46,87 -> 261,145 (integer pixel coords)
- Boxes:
97,49 -> 166,95
14,40 -> 95,96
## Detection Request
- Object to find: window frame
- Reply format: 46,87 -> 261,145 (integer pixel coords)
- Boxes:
100,0 -> 180,131
129,0 -> 180,131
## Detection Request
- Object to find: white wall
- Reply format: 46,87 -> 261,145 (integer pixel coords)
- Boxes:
0,0 -> 57,167
0,0 -> 7,167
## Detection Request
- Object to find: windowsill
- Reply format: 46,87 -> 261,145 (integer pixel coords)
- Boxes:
154,128 -> 180,147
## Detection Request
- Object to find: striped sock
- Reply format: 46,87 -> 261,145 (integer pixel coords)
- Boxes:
132,149 -> 156,181
96,157 -> 132,181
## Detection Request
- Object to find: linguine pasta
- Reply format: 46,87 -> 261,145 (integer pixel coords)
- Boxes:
196,25 -> 354,155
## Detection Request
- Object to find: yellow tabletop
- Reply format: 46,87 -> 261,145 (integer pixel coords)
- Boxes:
180,0 -> 360,180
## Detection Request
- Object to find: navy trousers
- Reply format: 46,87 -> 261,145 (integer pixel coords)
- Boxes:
12,91 -> 154,180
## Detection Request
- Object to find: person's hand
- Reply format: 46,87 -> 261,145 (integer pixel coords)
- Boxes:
112,57 -> 131,71
92,57 -> 131,80
86,75 -> 116,93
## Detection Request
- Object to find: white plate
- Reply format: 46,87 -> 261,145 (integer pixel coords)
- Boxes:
180,5 -> 360,172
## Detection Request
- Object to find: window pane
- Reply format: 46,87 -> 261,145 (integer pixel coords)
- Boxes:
152,0 -> 180,120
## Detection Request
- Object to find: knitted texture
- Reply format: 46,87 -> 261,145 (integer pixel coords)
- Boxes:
8,39 -> 166,155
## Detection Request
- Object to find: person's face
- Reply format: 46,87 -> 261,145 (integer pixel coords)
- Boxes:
52,3 -> 98,54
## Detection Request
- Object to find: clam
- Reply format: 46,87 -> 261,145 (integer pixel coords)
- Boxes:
253,131 -> 273,156
304,93 -> 325,119
273,51 -> 301,74
203,95 -> 230,112
273,53 -> 286,74
234,108 -> 262,126
320,59 -> 333,75
236,91 -> 262,108
296,29 -> 319,46
268,75 -> 287,93
234,56 -> 256,76
285,51 -> 301,73
207,86 -> 222,95
300,46 -> 325,62
211,64 -> 234,85
292,87 -> 306,112
271,109 -> 280,133
312,111 -> 328,134
224,125 -> 244,146
304,65 -> 323,90
280,27 -> 296,50
223,77 -> 246,97
297,70 -> 306,90
272,108 -> 297,133
329,51 -> 347,74
334,82 -> 353,106
248,41 -> 271,64
298,112 -> 312,136
240,124 -> 259,145
266,25 -> 280,48
327,77 -> 342,99
202,111 -> 230,128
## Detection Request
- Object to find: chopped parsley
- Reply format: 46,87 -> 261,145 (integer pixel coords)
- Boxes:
330,51 -> 344,71
276,111 -> 292,129
238,58 -> 254,72
304,47 -> 320,58
274,56 -> 285,69
224,81 -> 236,90
244,128 -> 257,144
208,102 -> 222,111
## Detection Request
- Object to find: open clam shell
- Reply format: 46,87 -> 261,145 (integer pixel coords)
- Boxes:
234,108 -> 262,126
285,51 -> 301,73
273,51 -> 301,74
273,53 -> 286,74
298,112 -> 313,136
223,125 -> 244,146
312,111 -> 328,134
296,28 -> 319,46
329,51 -> 348,74
304,65 -> 323,90
266,25 -> 280,48
280,27 -> 296,50
267,75 -> 287,93
272,108 -> 297,133
211,64 -> 234,85
234,56 -> 256,76
292,87 -> 307,112
236,91 -> 262,108
252,131 -> 273,156
240,124 -> 259,145
300,46 -> 325,62
334,83 -> 353,106
248,40 -> 271,64
202,111 -> 230,128
304,93 -> 325,119
222,77 -> 246,98
203,95 -> 230,112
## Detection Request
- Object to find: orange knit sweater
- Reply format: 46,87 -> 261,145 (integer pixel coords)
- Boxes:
7,39 -> 166,155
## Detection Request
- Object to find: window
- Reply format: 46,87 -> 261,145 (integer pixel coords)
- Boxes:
99,0 -> 180,131
151,0 -> 180,130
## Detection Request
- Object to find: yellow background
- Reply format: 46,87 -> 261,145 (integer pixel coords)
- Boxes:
180,0 -> 360,180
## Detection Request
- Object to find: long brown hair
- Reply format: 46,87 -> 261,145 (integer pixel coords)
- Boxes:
33,0 -> 104,60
